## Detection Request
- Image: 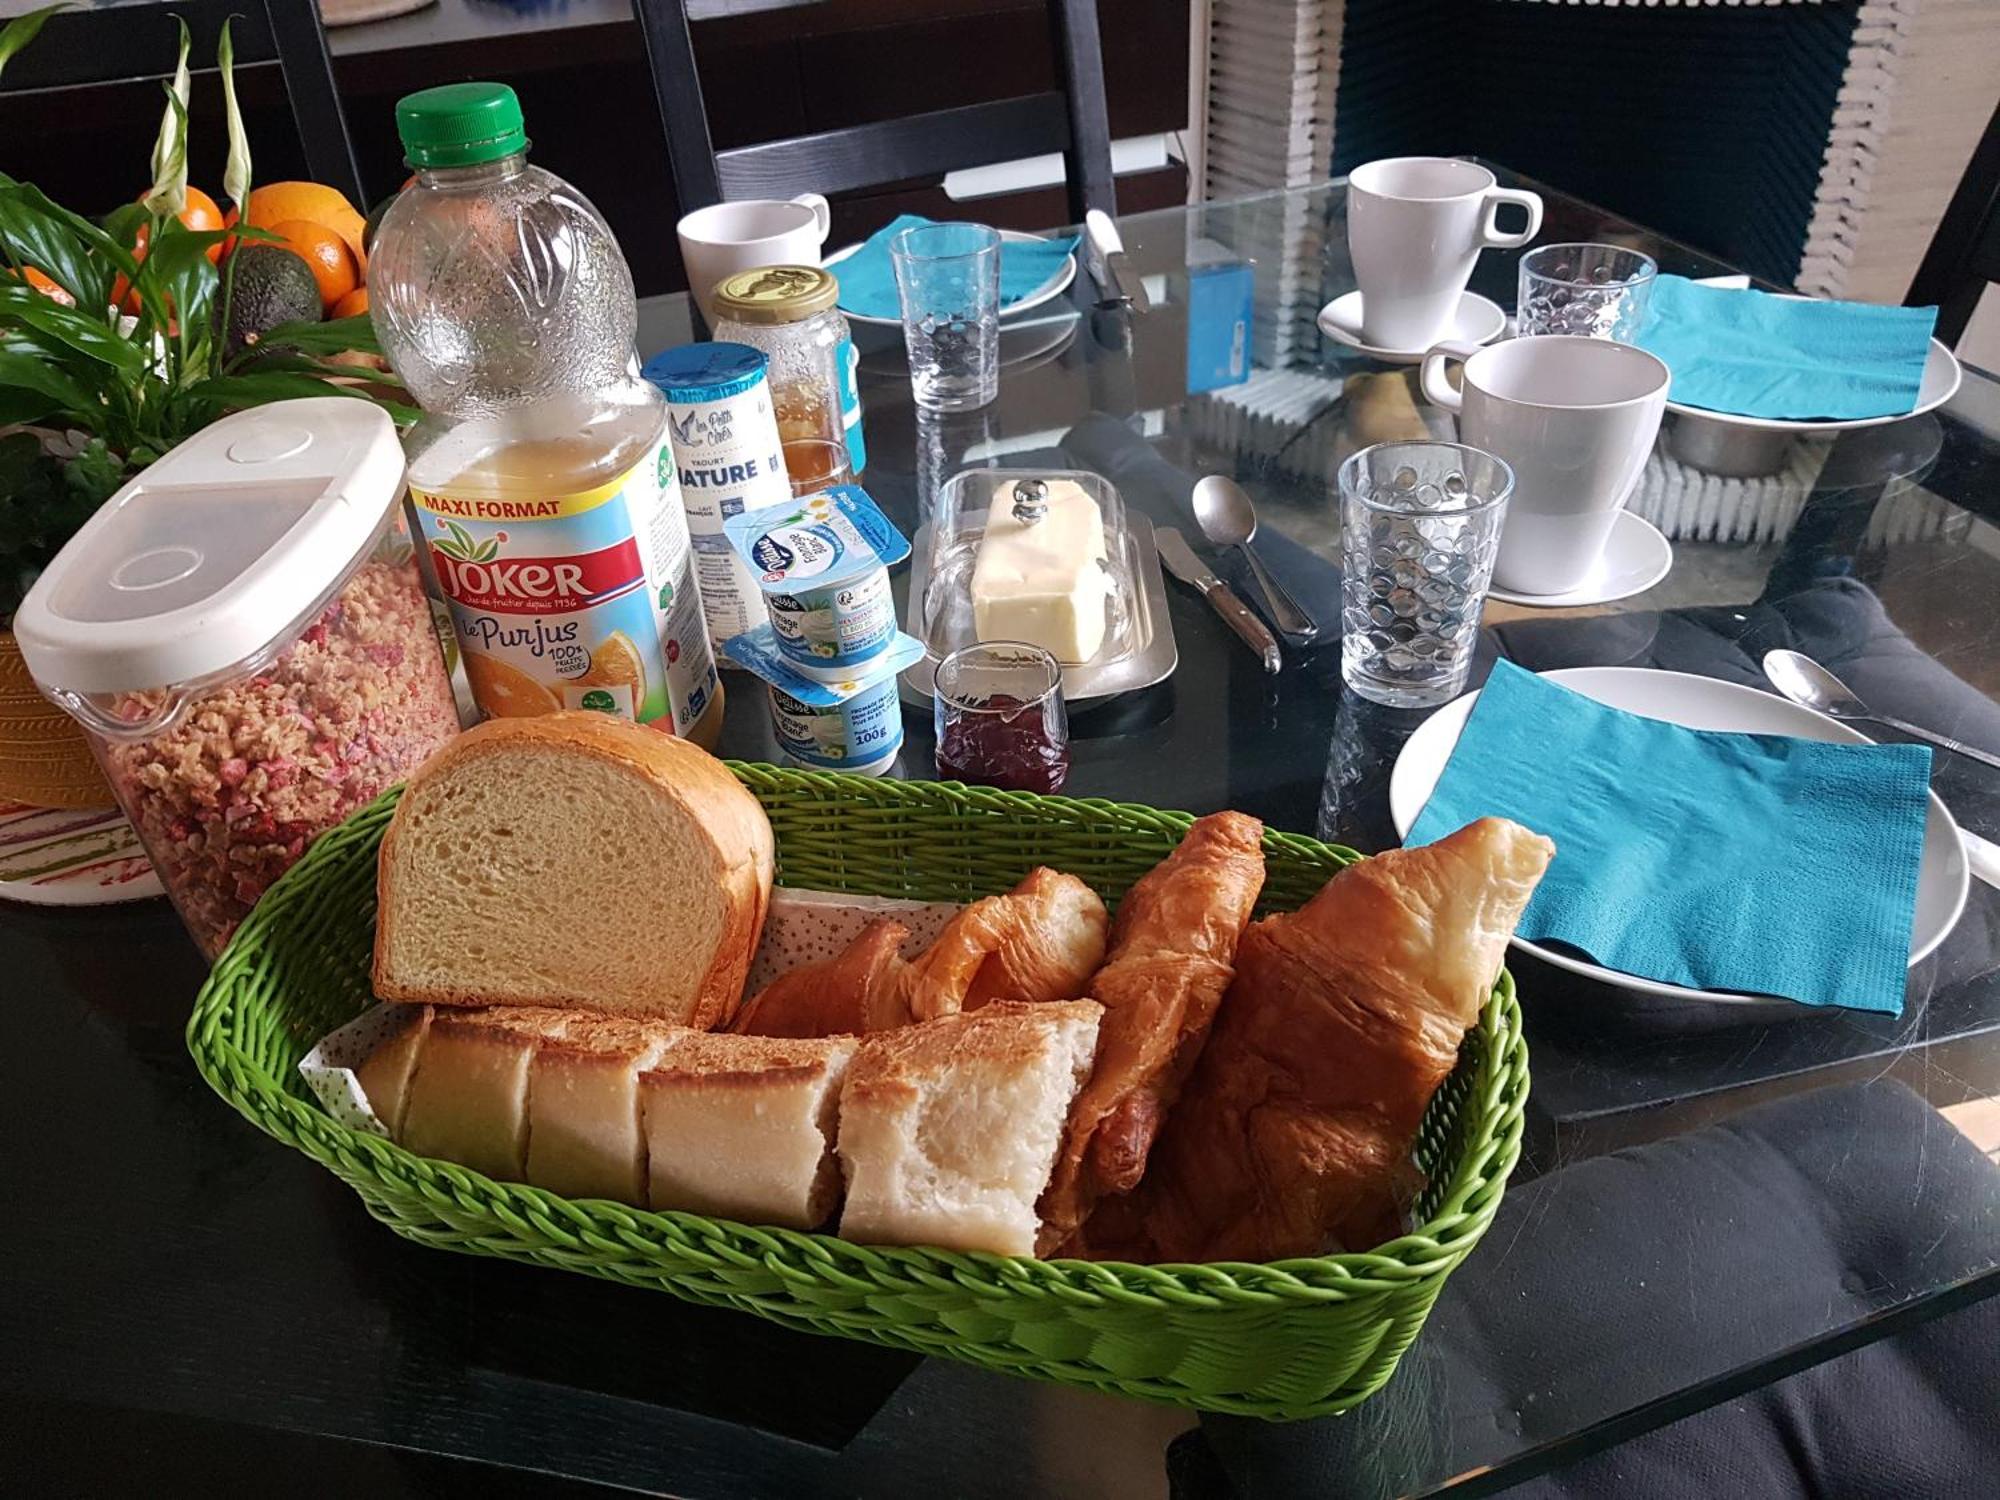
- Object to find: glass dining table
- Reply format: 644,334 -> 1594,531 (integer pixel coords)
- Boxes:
8,169 -> 1999,1497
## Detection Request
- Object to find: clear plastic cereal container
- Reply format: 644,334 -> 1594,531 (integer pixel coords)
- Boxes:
13,400 -> 463,959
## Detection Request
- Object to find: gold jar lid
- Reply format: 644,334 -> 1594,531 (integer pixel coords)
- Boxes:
711,265 -> 840,323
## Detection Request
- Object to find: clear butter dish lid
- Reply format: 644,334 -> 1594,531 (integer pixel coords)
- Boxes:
920,468 -> 1141,668
13,399 -> 408,733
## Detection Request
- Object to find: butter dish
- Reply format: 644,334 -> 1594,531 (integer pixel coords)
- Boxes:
904,469 -> 1176,706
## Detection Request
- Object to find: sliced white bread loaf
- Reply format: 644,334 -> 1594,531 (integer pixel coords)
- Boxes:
837,1000 -> 1103,1256
399,1007 -> 576,1181
350,1004 -> 432,1139
640,1033 -> 857,1229
372,713 -> 775,1027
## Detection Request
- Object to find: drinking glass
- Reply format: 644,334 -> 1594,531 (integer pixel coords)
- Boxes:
891,222 -> 1002,411
1516,243 -> 1659,342
1338,442 -> 1513,708
932,642 -> 1069,793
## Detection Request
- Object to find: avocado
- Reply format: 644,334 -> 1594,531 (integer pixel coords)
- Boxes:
220,244 -> 322,355
364,193 -> 397,255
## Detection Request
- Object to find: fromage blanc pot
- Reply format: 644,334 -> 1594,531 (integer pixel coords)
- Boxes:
722,624 -> 923,776
724,486 -> 911,683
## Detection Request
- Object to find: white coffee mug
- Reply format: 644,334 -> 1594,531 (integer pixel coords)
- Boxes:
1347,158 -> 1543,351
1419,336 -> 1669,595
677,194 -> 831,323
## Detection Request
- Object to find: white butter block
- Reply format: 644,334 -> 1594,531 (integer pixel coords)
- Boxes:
970,480 -> 1111,663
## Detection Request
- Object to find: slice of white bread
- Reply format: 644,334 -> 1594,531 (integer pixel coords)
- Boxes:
372,713 -> 775,1027
351,1004 -> 432,1138
640,1033 -> 858,1228
837,1000 -> 1103,1256
525,1015 -> 688,1203
399,1007 -> 576,1181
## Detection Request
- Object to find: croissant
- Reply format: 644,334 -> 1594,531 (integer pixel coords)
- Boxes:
735,869 -> 1108,1038
730,918 -> 911,1038
867,866 -> 1098,1023
1093,817 -> 1553,1263
1036,812 -> 1266,1255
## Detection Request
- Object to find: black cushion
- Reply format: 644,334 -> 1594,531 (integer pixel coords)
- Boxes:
1182,1079 -> 2000,1498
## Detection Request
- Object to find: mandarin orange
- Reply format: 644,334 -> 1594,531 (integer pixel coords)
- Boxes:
264,219 -> 359,312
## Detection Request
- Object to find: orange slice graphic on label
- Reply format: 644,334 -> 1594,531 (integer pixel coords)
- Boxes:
577,629 -> 648,700
464,651 -> 561,718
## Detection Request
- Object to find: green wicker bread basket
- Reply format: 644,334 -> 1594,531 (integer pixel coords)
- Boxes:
186,764 -> 1528,1421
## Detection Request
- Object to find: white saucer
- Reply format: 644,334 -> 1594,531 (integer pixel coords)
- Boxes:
1316,290 -> 1507,364
0,800 -> 162,906
824,229 -> 1077,327
1386,667 -> 1969,1009
1485,512 -> 1673,608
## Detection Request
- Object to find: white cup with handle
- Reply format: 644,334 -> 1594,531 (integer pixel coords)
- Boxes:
677,194 -> 831,324
1419,336 -> 1669,595
1347,158 -> 1543,351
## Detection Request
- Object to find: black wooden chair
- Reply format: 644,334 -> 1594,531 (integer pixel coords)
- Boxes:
1,0 -> 363,209
630,0 -> 1117,224
1905,97 -> 2000,349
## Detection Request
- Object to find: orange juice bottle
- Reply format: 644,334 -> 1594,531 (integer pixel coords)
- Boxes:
371,82 -> 723,746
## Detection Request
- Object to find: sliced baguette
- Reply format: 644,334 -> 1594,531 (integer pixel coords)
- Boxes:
525,1015 -> 689,1203
837,1000 -> 1103,1256
640,1033 -> 857,1228
399,1007 -> 577,1181
372,713 -> 775,1027
351,1004 -> 433,1139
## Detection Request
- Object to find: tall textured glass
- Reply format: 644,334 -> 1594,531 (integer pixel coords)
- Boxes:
1516,243 -> 1658,342
1339,442 -> 1512,707
891,222 -> 1001,411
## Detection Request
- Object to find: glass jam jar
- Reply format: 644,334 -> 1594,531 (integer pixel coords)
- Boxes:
710,265 -> 862,494
932,642 -> 1070,794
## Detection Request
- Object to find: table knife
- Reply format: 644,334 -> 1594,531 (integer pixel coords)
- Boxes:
1156,527 -> 1281,674
1084,209 -> 1151,312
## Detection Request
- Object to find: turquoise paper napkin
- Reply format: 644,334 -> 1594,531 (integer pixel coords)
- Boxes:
1636,275 -> 1937,421
1408,661 -> 1932,1012
831,214 -> 1080,321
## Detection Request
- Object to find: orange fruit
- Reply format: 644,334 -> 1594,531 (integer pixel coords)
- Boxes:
463,652 -> 559,718
234,181 -> 368,277
576,630 -> 648,703
329,285 -> 369,320
265,218 -> 358,312
14,267 -> 74,307
178,186 -> 226,263
109,187 -> 228,311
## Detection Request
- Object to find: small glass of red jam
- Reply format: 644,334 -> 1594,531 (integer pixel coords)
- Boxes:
932,642 -> 1070,794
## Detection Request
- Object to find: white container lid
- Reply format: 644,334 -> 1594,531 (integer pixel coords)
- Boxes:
14,399 -> 407,700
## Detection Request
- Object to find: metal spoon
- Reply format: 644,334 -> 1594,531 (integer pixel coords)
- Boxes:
1192,475 -> 1319,643
1763,649 -> 2000,891
1762,650 -> 2000,772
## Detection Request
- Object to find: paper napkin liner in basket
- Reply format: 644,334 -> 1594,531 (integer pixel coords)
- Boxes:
300,886 -> 967,1131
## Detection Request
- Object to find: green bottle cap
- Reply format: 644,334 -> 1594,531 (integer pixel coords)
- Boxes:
395,82 -> 528,169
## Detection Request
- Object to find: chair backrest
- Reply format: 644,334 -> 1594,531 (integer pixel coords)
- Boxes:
630,0 -> 1116,226
2,0 -> 363,209
1906,97 -> 2000,349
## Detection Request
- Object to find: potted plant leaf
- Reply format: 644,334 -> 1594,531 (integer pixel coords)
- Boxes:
0,7 -> 409,807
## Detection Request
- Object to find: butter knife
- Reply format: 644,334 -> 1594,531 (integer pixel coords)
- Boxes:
1085,209 -> 1151,312
1156,527 -> 1282,674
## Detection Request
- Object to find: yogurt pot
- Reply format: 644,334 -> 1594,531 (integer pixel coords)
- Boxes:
722,624 -> 924,776
723,485 -> 910,684
642,341 -> 786,652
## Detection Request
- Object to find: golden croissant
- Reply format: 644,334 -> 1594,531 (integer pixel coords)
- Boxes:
1094,817 -> 1553,1263
1037,812 -> 1266,1255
